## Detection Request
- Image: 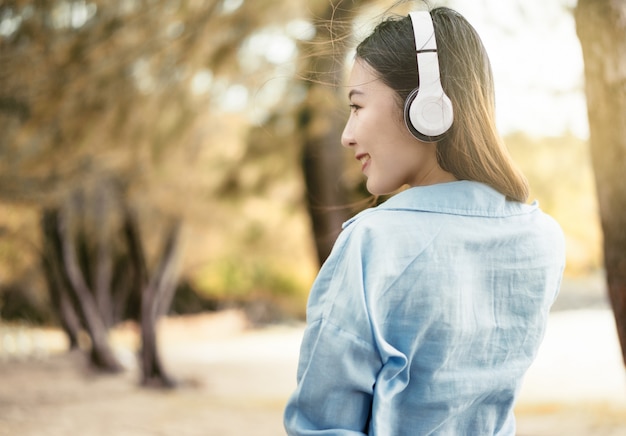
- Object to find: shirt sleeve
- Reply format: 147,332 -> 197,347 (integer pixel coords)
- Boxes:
284,224 -> 383,435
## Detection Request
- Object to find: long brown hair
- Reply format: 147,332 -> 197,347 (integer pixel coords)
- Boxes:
355,7 -> 529,202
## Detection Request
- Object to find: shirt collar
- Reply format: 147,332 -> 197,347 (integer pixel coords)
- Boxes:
343,181 -> 538,229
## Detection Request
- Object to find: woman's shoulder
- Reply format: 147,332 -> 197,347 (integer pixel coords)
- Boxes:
339,200 -> 443,252
531,207 -> 566,248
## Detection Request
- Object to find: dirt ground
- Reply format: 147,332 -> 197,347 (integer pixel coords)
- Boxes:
0,310 -> 298,436
1,283 -> 626,435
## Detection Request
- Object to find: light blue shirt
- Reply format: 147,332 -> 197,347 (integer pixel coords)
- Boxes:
284,181 -> 565,435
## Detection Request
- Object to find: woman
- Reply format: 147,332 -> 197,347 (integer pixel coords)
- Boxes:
284,5 -> 565,435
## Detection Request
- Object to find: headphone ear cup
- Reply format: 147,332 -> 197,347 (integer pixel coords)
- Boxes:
404,88 -> 428,141
404,88 -> 436,142
404,87 -> 454,142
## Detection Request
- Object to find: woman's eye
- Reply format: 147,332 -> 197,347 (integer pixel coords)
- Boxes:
349,104 -> 361,113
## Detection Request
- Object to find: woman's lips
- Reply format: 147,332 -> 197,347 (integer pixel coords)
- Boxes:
356,153 -> 371,172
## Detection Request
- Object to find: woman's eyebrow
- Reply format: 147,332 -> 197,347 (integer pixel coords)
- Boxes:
348,89 -> 364,99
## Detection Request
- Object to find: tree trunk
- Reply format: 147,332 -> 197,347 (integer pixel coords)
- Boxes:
300,101 -> 351,266
124,206 -> 181,387
57,208 -> 123,372
140,221 -> 181,388
575,0 -> 626,364
41,209 -> 82,350
93,187 -> 114,328
298,2 -> 369,266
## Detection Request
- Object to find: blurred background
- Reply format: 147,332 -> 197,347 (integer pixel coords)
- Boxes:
1,0 -> 624,435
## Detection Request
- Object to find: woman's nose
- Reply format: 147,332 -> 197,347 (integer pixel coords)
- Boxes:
341,118 -> 355,148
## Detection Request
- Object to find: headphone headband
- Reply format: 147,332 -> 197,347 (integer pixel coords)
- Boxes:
410,11 -> 438,52
404,11 -> 454,142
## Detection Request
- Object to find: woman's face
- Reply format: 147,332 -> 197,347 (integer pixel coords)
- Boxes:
341,59 -> 453,195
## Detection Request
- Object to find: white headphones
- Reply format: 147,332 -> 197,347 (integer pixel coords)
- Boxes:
404,11 -> 454,142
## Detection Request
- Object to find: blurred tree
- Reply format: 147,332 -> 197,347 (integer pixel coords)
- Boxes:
0,0 -> 401,378
297,0 -> 354,266
41,177 -> 183,381
297,0 -> 377,265
575,0 -> 626,364
0,0 -> 301,385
